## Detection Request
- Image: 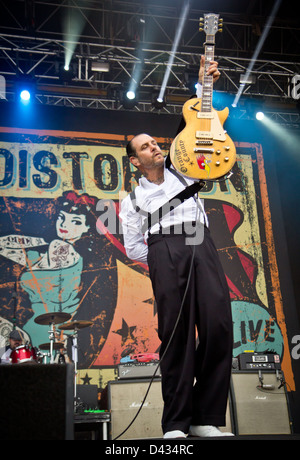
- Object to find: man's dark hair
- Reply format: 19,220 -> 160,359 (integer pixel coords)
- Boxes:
126,133 -> 149,159
126,138 -> 136,158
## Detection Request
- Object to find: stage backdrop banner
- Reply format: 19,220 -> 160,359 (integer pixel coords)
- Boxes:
0,125 -> 296,396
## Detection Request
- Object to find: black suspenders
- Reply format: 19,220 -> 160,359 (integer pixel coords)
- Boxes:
130,158 -> 205,233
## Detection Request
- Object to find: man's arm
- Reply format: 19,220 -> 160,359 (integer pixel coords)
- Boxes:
119,196 -> 149,265
176,56 -> 220,135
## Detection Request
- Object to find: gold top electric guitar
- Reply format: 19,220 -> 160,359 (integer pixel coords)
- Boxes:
170,13 -> 236,180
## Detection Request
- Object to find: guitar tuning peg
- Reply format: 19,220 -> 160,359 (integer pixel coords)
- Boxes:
199,27 -> 204,32
199,17 -> 204,22
218,28 -> 223,33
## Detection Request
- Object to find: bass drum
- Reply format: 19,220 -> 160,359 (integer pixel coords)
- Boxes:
10,345 -> 38,364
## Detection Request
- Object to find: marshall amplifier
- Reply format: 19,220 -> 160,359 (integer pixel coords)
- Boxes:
238,352 -> 281,371
230,370 -> 292,435
108,379 -> 163,439
108,378 -> 233,439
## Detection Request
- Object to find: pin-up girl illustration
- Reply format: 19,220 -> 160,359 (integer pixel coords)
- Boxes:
0,191 -> 118,363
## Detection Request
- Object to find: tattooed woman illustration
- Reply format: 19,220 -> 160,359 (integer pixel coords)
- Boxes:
0,191 -> 118,366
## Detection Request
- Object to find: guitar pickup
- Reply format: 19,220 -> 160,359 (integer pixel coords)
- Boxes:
196,112 -> 214,119
196,140 -> 213,145
196,131 -> 213,139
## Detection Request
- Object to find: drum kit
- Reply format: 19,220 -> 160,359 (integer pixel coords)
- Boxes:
10,312 -> 93,407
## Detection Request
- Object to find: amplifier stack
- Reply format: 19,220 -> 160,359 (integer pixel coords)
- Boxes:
107,352 -> 293,439
230,352 -> 292,435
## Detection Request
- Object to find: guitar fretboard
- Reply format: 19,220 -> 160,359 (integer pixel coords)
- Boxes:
201,36 -> 215,113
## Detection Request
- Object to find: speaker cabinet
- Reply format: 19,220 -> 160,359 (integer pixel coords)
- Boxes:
108,379 -> 234,440
0,364 -> 74,440
231,371 -> 292,435
108,379 -> 163,440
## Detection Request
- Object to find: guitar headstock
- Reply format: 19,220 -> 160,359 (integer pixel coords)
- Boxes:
199,13 -> 223,36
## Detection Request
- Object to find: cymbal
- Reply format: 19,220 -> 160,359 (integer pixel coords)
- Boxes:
34,312 -> 71,325
39,342 -> 65,350
58,320 -> 93,330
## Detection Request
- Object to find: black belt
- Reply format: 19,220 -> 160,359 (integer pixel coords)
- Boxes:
148,221 -> 206,246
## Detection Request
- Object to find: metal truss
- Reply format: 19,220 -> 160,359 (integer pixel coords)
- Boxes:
0,0 -> 300,124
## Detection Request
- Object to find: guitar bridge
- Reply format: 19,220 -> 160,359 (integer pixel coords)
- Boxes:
194,148 -> 214,154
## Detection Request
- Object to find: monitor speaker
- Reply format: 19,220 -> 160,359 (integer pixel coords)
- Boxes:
0,363 -> 74,440
108,379 -> 163,440
231,371 -> 292,435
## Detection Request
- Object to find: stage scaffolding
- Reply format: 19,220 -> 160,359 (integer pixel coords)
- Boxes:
0,0 -> 299,125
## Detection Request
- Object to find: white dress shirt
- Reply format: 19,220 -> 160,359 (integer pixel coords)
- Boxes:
120,166 -> 208,264
119,84 -> 207,265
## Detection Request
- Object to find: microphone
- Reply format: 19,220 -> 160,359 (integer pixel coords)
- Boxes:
277,379 -> 285,389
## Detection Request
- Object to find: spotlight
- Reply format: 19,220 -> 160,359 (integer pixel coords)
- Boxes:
20,89 -> 31,102
16,79 -> 35,104
126,90 -> 136,100
60,68 -> 74,83
122,89 -> 138,109
58,63 -> 75,83
152,91 -> 166,110
154,97 -> 166,110
256,111 -> 265,120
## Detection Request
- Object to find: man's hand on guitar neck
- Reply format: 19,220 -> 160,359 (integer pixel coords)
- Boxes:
198,55 -> 220,84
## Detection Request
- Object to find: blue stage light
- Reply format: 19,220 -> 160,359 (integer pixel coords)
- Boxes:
20,89 -> 31,102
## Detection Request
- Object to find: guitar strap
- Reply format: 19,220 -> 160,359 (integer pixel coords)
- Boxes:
130,155 -> 205,233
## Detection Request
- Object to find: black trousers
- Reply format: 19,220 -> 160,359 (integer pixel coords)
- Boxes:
147,226 -> 233,434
